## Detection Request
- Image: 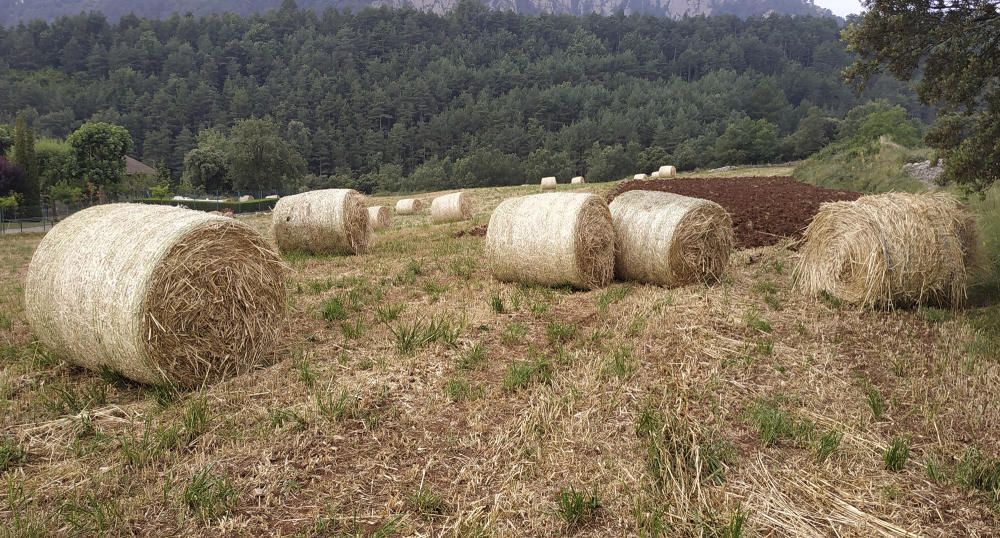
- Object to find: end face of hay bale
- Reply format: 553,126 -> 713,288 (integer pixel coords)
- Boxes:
368,206 -> 391,230
540,177 -> 557,190
272,189 -> 370,255
395,198 -> 423,215
486,192 -> 614,289
610,190 -> 733,286
24,204 -> 287,387
633,174 -> 648,181
571,176 -> 586,184
794,192 -> 974,308
431,192 -> 472,223
658,165 -> 677,178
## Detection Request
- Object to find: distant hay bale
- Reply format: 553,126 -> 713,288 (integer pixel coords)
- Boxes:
571,176 -> 586,184
651,171 -> 660,179
239,194 -> 254,202
396,198 -> 423,215
541,177 -> 557,190
431,192 -> 472,223
633,174 -> 648,180
368,206 -> 391,230
24,204 -> 286,387
658,165 -> 677,178
794,192 -> 976,308
272,189 -> 369,255
486,192 -> 614,289
610,191 -> 734,286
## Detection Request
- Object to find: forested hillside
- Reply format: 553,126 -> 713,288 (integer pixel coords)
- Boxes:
0,1 -> 925,193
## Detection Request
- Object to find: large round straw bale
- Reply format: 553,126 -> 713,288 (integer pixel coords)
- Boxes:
271,189 -> 369,255
571,176 -> 586,185
658,165 -> 677,178
368,206 -> 391,230
486,192 -> 614,289
541,177 -> 557,190
610,191 -> 734,286
396,198 -> 423,215
24,204 -> 286,387
633,174 -> 648,180
794,192 -> 976,308
431,192 -> 472,223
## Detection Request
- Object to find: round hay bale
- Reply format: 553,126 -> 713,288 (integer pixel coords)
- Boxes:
571,176 -> 586,185
271,189 -> 369,255
396,198 -> 423,215
541,177 -> 557,190
431,192 -> 472,223
633,174 -> 648,181
651,171 -> 660,179
610,191 -> 734,286
24,204 -> 286,387
794,192 -> 975,308
368,206 -> 391,230
486,192 -> 614,289
658,165 -> 677,178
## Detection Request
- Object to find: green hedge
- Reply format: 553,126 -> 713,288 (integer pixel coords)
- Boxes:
138,198 -> 279,213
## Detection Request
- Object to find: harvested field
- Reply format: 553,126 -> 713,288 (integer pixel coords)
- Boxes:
1,168 -> 998,536
608,176 -> 860,248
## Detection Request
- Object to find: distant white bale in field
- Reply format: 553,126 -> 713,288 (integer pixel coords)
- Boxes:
486,192 -> 614,289
265,195 -> 279,200
571,176 -> 585,184
172,195 -> 191,201
24,204 -> 286,387
541,177 -> 557,190
239,195 -> 254,202
431,192 -> 472,223
395,198 -> 423,215
368,206 -> 391,230
658,165 -> 677,178
651,171 -> 660,179
633,174 -> 648,180
609,191 -> 733,286
272,189 -> 369,255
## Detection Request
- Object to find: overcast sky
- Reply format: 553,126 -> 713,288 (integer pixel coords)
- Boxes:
815,0 -> 864,17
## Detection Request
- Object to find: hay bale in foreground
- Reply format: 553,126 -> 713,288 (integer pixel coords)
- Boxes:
272,189 -> 369,255
610,191 -> 733,286
633,174 -> 648,180
571,176 -> 585,184
396,198 -> 423,215
431,192 -> 472,223
659,165 -> 677,178
368,206 -> 391,230
24,204 -> 286,387
794,192 -> 976,308
541,177 -> 557,190
486,192 -> 614,289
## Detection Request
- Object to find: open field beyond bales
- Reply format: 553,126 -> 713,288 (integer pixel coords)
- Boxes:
1,172 -> 999,536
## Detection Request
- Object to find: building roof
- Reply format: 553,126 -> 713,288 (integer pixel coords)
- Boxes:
125,155 -> 156,175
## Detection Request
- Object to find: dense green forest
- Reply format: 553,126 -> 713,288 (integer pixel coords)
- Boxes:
0,1 -> 927,194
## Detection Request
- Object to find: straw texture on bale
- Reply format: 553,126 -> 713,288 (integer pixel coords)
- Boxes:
272,189 -> 369,255
794,192 -> 976,308
610,191 -> 734,286
633,174 -> 648,180
24,204 -> 286,387
396,198 -> 423,214
486,192 -> 614,289
541,176 -> 557,190
430,192 -> 472,223
658,165 -> 677,178
571,176 -> 586,184
368,206 -> 391,230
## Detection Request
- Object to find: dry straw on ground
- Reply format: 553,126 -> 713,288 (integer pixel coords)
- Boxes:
540,176 -> 557,190
486,192 -> 614,289
609,190 -> 734,286
272,189 -> 369,255
368,205 -> 391,230
633,174 -> 648,180
794,191 -> 976,308
430,192 -> 472,223
571,176 -> 586,184
659,165 -> 677,178
24,204 -> 286,387
395,198 -> 423,214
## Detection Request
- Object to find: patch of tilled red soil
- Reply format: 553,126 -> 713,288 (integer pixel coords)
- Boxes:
607,177 -> 860,248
